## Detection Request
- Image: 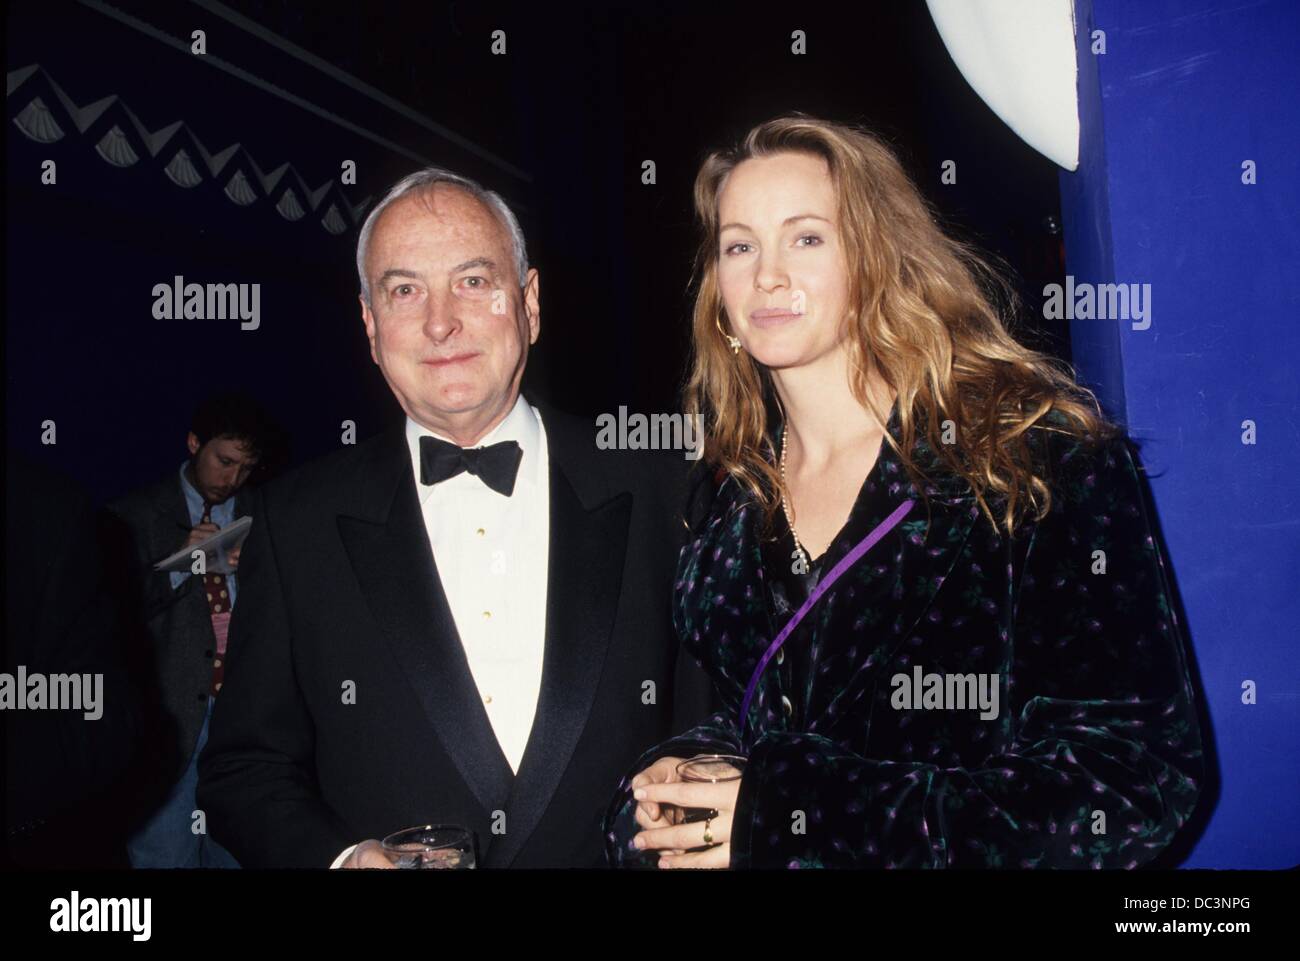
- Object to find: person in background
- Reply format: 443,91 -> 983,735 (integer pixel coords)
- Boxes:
108,391 -> 285,868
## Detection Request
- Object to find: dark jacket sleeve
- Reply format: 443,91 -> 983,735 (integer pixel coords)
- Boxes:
196,486 -> 353,868
603,459 -> 734,867
727,435 -> 1204,868
106,487 -> 196,624
668,459 -> 726,734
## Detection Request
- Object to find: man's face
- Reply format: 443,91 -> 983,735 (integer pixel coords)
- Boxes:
360,185 -> 540,434
186,434 -> 259,504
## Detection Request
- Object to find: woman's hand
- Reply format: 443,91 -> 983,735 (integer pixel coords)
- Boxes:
631,755 -> 686,827
632,776 -> 742,869
629,756 -> 688,856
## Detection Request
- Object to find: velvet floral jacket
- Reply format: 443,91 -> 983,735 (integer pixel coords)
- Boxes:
603,408 -> 1204,868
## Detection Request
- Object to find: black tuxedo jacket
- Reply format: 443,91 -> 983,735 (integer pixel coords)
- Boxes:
197,396 -> 717,868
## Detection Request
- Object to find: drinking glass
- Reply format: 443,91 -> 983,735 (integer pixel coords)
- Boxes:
381,824 -> 476,869
674,755 -> 746,848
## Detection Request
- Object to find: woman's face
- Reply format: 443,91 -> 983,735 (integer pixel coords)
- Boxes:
715,151 -> 851,371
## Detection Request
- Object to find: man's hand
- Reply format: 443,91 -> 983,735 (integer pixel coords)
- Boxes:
225,545 -> 242,571
182,522 -> 220,551
338,839 -> 395,869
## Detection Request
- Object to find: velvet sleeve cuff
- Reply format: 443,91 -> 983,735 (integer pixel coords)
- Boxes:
602,711 -> 743,867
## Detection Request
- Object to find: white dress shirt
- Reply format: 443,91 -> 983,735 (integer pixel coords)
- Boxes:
332,394 -> 550,868
405,393 -> 550,775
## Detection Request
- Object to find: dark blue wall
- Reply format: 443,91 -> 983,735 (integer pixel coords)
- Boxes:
1061,0 -> 1299,868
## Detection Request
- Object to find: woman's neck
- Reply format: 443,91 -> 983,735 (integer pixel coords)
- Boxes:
771,346 -> 895,472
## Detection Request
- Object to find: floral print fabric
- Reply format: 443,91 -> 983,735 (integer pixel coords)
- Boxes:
603,409 -> 1204,868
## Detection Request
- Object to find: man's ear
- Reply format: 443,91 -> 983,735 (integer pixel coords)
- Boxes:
359,294 -> 379,364
186,432 -> 200,456
522,268 -> 541,345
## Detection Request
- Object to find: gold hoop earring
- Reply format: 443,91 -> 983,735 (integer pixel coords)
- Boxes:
715,314 -> 742,354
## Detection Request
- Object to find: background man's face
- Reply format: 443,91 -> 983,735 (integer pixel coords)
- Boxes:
186,433 -> 259,504
360,185 -> 540,433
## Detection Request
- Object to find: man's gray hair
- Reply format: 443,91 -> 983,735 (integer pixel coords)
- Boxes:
356,166 -> 529,306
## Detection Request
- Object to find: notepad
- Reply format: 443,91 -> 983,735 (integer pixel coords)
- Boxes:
152,515 -> 252,575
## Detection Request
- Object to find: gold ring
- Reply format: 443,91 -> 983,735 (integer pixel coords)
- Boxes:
703,818 -> 714,846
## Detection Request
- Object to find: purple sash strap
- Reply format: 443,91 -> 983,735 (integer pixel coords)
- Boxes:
739,498 -> 916,735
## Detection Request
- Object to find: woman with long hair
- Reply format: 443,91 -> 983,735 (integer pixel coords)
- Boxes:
603,115 -> 1203,869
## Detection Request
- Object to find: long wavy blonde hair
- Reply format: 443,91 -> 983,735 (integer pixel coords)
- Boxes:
683,114 -> 1122,539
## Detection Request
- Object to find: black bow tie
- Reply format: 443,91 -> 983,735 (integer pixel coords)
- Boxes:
419,435 -> 523,497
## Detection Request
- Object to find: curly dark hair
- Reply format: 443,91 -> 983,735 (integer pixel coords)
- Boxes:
190,391 -> 288,481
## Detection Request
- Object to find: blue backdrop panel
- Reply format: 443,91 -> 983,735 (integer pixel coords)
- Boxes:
1061,0 -> 1299,868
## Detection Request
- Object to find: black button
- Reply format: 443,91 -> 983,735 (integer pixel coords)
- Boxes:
197,693 -> 206,702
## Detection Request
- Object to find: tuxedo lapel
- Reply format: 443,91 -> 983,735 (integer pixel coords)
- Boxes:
337,423 -> 514,822
488,401 -> 632,867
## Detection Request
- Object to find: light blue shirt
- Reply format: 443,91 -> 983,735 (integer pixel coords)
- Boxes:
169,460 -> 240,607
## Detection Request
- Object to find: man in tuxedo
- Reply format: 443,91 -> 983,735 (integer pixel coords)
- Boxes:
196,167 -> 715,868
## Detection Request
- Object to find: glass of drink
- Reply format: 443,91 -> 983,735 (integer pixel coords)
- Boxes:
381,825 -> 476,869
674,755 -> 746,848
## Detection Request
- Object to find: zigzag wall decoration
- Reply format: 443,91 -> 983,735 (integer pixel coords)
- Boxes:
7,64 -> 370,237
